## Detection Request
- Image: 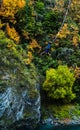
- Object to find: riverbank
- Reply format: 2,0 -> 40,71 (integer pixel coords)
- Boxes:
41,103 -> 80,126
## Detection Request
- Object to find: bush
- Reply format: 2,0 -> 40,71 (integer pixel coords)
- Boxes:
43,65 -> 76,103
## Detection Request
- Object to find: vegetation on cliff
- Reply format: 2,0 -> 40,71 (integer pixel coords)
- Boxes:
0,29 -> 39,99
0,0 -> 80,107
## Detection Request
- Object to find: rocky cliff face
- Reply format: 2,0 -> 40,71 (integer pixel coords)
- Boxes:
0,66 -> 40,130
0,38 -> 40,130
0,86 -> 40,130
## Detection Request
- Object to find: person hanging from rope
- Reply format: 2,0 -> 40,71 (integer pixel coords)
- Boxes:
40,0 -> 72,56
40,41 -> 52,56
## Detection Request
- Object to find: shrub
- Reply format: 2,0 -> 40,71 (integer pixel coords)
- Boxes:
43,65 -> 76,103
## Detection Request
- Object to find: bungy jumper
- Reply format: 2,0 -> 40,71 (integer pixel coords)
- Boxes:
40,0 -> 72,56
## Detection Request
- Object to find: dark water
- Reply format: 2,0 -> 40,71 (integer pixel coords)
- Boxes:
17,125 -> 80,130
37,125 -> 80,130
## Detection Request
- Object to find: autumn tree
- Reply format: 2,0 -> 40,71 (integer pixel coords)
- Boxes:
0,0 -> 26,20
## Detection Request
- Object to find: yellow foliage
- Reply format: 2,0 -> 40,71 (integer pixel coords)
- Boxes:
6,24 -> 20,43
54,0 -> 65,12
28,39 -> 41,51
26,51 -> 33,65
72,35 -> 78,46
69,21 -> 79,46
26,38 -> 41,64
57,24 -> 70,39
74,66 -> 80,79
28,0 -> 34,6
71,0 -> 80,10
0,0 -> 26,20
3,0 -> 26,8
26,39 -> 41,64
27,51 -> 33,58
18,0 -> 26,8
70,0 -> 80,22
25,58 -> 31,65
22,30 -> 29,40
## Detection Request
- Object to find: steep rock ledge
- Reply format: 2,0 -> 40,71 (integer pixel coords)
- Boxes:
0,41 -> 40,130
0,86 -> 40,130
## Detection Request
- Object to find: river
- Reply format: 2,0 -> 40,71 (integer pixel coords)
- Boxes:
37,124 -> 80,130
17,124 -> 80,130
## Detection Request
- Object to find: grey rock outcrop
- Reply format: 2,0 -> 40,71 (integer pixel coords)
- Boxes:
0,38 -> 40,130
0,65 -> 40,129
0,86 -> 40,130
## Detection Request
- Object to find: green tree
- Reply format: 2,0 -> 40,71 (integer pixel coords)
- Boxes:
43,11 -> 62,34
43,65 -> 76,102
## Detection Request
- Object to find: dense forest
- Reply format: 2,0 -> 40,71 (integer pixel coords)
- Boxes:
0,0 -> 80,124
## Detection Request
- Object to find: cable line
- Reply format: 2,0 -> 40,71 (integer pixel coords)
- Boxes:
41,0 -> 72,55
51,0 -> 72,43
